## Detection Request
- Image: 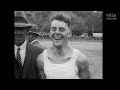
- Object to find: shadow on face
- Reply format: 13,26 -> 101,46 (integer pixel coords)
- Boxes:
27,33 -> 38,43
14,27 -> 27,46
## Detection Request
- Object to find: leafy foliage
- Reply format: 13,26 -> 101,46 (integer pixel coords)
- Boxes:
25,11 -> 103,36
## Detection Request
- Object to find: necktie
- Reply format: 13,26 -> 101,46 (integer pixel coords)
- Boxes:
16,47 -> 23,78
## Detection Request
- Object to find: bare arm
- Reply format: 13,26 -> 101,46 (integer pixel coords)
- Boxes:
36,53 -> 46,79
76,53 -> 91,79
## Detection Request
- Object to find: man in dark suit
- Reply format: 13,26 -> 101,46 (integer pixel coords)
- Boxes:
14,11 -> 43,79
27,24 -> 46,50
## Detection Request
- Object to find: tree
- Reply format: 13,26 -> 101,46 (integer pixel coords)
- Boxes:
25,11 -> 102,37
33,11 -> 51,32
85,11 -> 103,35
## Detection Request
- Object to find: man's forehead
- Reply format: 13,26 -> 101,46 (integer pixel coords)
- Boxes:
51,20 -> 68,27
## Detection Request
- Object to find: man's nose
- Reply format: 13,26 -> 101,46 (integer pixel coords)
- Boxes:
55,29 -> 60,34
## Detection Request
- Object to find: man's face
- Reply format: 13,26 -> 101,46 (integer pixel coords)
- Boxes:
50,20 -> 71,47
27,33 -> 36,43
14,27 -> 27,46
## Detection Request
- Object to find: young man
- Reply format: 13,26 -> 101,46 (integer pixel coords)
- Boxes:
14,11 -> 43,79
37,13 -> 91,79
27,24 -> 46,50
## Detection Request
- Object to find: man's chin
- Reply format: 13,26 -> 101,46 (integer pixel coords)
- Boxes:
53,40 -> 62,45
14,40 -> 25,46
53,42 -> 63,47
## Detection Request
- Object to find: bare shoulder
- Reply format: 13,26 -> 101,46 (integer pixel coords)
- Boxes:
76,49 -> 91,79
76,49 -> 89,69
36,51 -> 46,79
36,52 -> 44,69
76,49 -> 87,62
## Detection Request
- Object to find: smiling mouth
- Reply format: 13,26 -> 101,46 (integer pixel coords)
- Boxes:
52,34 -> 63,40
54,38 -> 62,40
53,36 -> 62,40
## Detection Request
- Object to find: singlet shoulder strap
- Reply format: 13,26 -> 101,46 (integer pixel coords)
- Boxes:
43,49 -> 48,62
68,48 -> 79,64
73,48 -> 83,57
72,48 -> 80,57
73,48 -> 87,63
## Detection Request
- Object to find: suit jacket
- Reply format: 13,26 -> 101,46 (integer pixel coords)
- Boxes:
14,42 -> 43,79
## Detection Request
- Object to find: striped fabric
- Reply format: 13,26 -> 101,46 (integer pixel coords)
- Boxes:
16,47 -> 23,77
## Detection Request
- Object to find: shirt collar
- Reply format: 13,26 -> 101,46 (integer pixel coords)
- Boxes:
14,40 -> 27,50
31,39 -> 38,44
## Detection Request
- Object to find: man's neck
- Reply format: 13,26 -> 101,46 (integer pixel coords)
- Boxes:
52,44 -> 69,57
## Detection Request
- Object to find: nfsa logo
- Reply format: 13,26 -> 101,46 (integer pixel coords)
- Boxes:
106,13 -> 117,20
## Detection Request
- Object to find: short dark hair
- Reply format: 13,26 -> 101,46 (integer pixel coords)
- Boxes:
52,13 -> 71,28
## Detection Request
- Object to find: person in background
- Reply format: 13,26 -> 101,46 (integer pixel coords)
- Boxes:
27,24 -> 46,50
36,13 -> 91,79
14,11 -> 43,79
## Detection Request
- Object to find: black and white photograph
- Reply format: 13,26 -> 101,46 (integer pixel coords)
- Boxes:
14,11 -> 103,79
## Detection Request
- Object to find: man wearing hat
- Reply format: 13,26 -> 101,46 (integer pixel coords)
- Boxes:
27,24 -> 46,50
14,11 -> 43,79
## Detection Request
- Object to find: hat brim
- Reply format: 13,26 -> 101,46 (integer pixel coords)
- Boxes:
14,23 -> 33,28
28,31 -> 40,36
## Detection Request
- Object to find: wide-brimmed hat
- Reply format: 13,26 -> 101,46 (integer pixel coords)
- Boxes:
28,24 -> 40,36
14,11 -> 33,28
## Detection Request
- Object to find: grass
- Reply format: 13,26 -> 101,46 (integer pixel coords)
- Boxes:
41,39 -> 103,79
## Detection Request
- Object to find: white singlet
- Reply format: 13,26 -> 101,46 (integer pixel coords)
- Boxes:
43,48 -> 81,79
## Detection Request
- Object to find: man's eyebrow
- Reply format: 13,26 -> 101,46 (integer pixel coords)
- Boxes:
59,27 -> 66,30
59,27 -> 65,29
51,27 -> 56,28
51,27 -> 56,29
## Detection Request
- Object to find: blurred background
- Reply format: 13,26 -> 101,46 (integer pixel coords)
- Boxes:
25,11 -> 103,40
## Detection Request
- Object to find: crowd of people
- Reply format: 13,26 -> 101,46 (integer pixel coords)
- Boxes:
14,11 -> 91,79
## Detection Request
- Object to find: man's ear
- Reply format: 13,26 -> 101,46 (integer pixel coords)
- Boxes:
67,31 -> 71,38
49,32 -> 52,38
